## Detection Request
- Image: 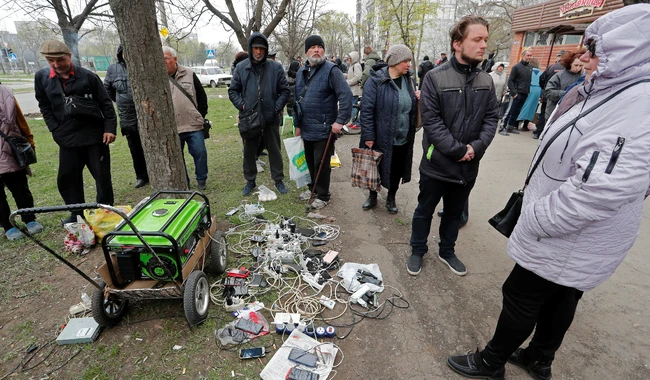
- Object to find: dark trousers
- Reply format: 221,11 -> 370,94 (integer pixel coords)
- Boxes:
0,169 -> 35,230
58,144 -> 114,209
410,175 -> 474,258
504,93 -> 528,129
243,121 -> 283,182
534,101 -> 548,136
304,138 -> 334,202
482,264 -> 583,367
388,144 -> 408,198
125,132 -> 148,180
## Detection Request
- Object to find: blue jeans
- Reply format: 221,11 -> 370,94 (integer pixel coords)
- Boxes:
410,175 -> 475,258
350,95 -> 360,123
179,130 -> 208,183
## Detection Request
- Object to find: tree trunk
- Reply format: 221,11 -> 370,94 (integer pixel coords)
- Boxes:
61,28 -> 82,68
109,0 -> 189,191
157,0 -> 171,47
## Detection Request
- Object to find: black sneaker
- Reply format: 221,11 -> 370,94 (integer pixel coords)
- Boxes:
407,254 -> 422,276
242,181 -> 256,196
532,134 -> 540,140
439,254 -> 467,276
507,128 -> 520,134
447,350 -> 505,380
275,181 -> 288,194
508,348 -> 552,380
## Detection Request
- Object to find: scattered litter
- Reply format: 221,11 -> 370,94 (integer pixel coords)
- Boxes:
135,338 -> 143,341
299,190 -> 312,201
63,216 -> 95,254
172,345 -> 182,350
182,368 -> 186,374
256,185 -> 277,202
306,212 -> 338,222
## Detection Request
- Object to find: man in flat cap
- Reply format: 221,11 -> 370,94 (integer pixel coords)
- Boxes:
294,35 -> 352,209
229,32 -> 289,196
34,40 -> 117,223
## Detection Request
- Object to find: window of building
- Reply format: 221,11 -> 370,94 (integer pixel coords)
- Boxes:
523,32 -> 536,47
564,34 -> 583,44
536,32 -> 551,46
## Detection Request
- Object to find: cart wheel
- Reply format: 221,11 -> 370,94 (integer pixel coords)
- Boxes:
183,271 -> 210,326
92,281 -> 128,327
206,230 -> 228,275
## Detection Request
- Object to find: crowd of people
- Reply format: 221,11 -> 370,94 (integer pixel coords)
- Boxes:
1,4 -> 650,379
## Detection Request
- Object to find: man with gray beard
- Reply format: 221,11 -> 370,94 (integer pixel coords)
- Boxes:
294,35 -> 352,209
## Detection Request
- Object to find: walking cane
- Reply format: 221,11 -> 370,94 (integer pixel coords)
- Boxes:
306,132 -> 335,211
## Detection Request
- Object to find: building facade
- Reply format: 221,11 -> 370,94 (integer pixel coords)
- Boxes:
508,0 -> 624,71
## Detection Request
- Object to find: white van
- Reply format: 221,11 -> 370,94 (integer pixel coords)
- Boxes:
192,66 -> 232,87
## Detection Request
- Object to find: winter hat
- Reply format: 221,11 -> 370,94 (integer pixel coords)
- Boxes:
251,37 -> 266,49
305,35 -> 325,53
385,44 -> 412,67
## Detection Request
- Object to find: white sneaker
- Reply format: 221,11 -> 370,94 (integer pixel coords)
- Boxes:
310,199 -> 328,210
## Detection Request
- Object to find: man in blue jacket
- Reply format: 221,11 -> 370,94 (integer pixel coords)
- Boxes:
34,40 -> 116,223
295,35 -> 352,209
229,32 -> 290,196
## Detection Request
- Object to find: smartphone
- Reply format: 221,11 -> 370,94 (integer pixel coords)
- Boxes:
288,348 -> 318,368
226,208 -> 240,216
286,367 -> 320,380
250,274 -> 263,287
239,347 -> 265,360
235,318 -> 264,335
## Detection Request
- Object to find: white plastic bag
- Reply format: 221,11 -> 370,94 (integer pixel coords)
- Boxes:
283,136 -> 311,188
63,216 -> 96,254
256,185 -> 277,202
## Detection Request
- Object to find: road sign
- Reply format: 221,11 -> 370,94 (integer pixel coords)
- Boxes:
160,27 -> 169,38
206,49 -> 215,59
9,53 -> 18,62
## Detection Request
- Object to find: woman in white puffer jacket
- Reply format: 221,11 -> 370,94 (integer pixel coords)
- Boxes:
447,5 -> 650,379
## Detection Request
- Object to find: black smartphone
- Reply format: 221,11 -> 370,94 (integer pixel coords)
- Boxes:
287,367 -> 320,380
235,318 -> 264,335
239,347 -> 265,359
288,348 -> 318,368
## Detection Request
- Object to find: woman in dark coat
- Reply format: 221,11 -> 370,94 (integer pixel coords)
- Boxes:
359,44 -> 420,213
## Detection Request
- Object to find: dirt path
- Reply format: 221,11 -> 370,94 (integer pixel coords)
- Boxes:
326,131 -> 650,379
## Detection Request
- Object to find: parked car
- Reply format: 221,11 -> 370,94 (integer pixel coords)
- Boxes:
192,66 -> 232,87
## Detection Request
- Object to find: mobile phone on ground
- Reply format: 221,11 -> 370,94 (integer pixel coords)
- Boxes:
235,318 -> 264,335
239,347 -> 265,359
286,367 -> 320,380
288,347 -> 318,367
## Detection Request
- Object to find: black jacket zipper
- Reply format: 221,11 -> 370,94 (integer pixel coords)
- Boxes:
577,151 -> 599,190
605,137 -> 625,174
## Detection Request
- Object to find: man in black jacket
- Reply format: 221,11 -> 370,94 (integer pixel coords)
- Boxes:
104,45 -> 148,188
435,52 -> 448,67
229,32 -> 290,196
500,49 -> 533,136
407,15 -> 498,277
417,55 -> 435,89
34,40 -> 116,223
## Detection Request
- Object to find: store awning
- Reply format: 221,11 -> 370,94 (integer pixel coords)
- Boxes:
547,23 -> 590,35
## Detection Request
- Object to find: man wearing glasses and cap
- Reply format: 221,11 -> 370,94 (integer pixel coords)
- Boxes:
34,40 -> 117,224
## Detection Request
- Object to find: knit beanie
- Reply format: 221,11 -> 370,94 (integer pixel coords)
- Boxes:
385,44 -> 412,66
305,35 -> 325,53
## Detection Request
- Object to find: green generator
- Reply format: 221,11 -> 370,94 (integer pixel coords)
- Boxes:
103,192 -> 211,286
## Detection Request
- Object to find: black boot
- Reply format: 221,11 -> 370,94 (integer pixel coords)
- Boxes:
508,348 -> 552,380
386,195 -> 398,214
362,191 -> 377,210
447,349 -> 505,380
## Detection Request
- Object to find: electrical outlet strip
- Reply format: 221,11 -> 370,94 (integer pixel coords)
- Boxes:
272,312 -> 301,325
319,295 -> 336,310
302,273 -> 325,292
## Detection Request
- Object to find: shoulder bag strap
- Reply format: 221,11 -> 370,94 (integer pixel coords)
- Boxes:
0,129 -> 9,140
524,79 -> 650,188
169,76 -> 199,112
297,66 -> 318,104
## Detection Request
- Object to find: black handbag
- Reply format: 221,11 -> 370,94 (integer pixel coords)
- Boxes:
169,76 -> 212,139
237,67 -> 266,139
0,130 -> 37,168
489,79 -> 650,238
64,95 -> 104,120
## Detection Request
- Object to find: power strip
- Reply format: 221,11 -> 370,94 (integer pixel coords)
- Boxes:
319,295 -> 336,310
302,273 -> 324,292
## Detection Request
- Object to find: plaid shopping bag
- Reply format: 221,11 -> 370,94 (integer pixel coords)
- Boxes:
351,148 -> 383,192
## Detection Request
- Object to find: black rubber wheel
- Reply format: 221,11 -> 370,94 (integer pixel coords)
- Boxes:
210,80 -> 217,88
206,230 -> 228,275
91,280 -> 128,327
183,271 -> 210,326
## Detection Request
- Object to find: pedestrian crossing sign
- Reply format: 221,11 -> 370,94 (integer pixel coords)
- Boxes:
206,50 -> 215,58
